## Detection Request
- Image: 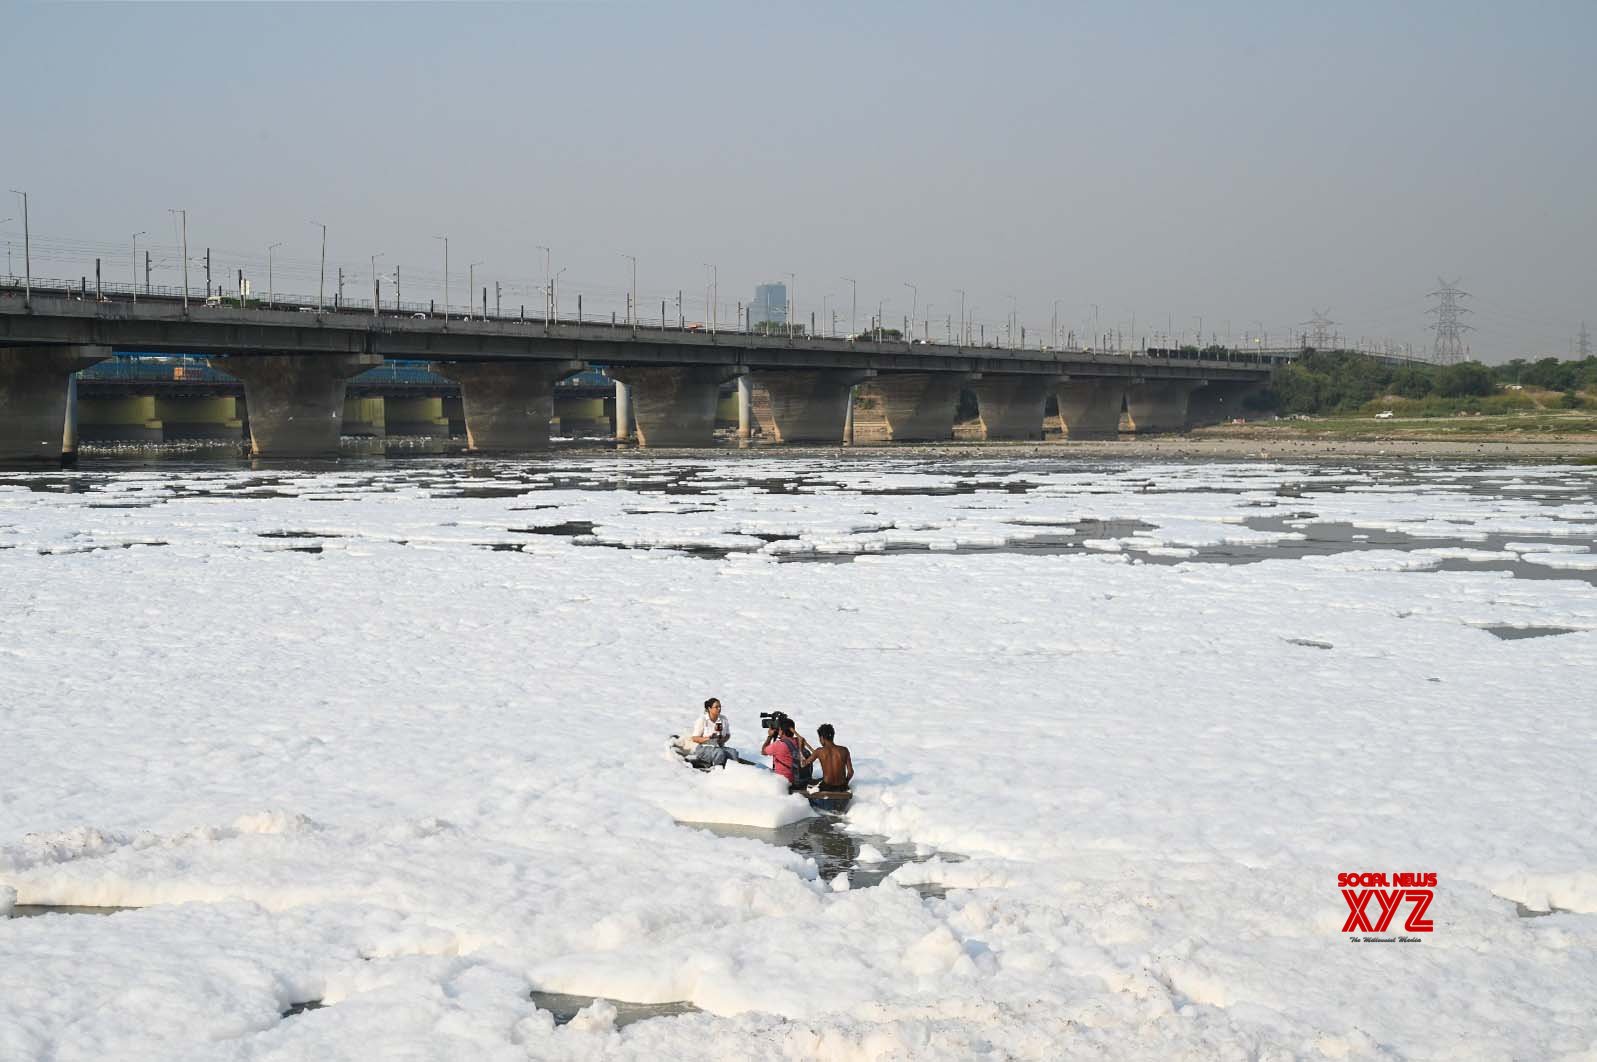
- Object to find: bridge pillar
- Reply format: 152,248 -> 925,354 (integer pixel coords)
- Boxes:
614,380 -> 632,441
867,372 -> 969,442
609,366 -> 736,447
1125,380 -> 1204,434
342,396 -> 386,438
751,369 -> 873,444
211,353 -> 381,457
971,375 -> 1051,440
155,396 -> 244,441
1054,379 -> 1125,439
737,375 -> 753,439
0,345 -> 113,462
438,360 -> 585,451
384,396 -> 452,437
1186,380 -> 1264,427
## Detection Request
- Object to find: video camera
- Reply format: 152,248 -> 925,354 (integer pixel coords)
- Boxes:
760,710 -> 791,730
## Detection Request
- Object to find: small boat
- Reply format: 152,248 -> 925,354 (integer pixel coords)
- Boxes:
672,736 -> 851,811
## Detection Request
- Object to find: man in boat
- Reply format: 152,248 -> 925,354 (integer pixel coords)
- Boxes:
801,724 -> 853,793
689,698 -> 736,767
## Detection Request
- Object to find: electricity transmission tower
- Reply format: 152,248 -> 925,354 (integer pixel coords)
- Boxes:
1426,277 -> 1473,364
1579,321 -> 1592,359
1300,307 -> 1337,350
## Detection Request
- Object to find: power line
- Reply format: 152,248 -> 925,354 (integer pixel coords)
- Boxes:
1578,321 -> 1592,359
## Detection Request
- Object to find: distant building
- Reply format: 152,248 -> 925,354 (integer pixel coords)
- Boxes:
749,283 -> 787,330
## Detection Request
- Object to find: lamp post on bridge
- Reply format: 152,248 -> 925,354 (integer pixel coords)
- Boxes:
169,208 -> 189,310
7,190 -> 28,307
784,272 -> 795,339
468,262 -> 483,321
903,282 -> 917,341
553,267 -> 566,320
841,276 -> 857,337
703,263 -> 717,334
131,232 -> 147,304
267,241 -> 281,309
954,289 -> 966,347
310,221 -> 327,311
433,235 -> 448,320
370,253 -> 384,316
537,245 -> 551,324
620,253 -> 637,330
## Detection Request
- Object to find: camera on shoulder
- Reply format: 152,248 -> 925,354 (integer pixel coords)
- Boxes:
760,710 -> 790,730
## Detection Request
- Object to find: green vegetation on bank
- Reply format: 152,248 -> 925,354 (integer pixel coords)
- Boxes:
1259,350 -> 1597,417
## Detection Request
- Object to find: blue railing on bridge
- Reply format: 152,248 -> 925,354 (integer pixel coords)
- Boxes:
79,354 -> 615,390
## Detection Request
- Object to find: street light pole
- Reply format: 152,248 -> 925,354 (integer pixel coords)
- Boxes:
537,245 -> 551,324
619,253 -> 637,329
1052,298 -> 1062,350
468,262 -> 484,321
434,235 -> 448,320
169,208 -> 189,309
8,191 -> 28,306
267,241 -> 280,308
370,253 -> 384,316
553,267 -> 566,320
131,232 -> 147,303
841,276 -> 857,336
311,221 -> 327,311
703,263 -> 717,334
903,282 -> 917,340
784,271 -> 795,338
955,289 -> 966,346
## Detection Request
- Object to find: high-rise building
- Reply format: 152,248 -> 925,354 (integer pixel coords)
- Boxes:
749,283 -> 787,330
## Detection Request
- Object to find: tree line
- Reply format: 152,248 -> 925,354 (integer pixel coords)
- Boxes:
1257,350 -> 1597,415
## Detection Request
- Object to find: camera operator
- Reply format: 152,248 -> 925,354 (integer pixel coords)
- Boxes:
761,712 -> 806,791
689,697 -> 735,767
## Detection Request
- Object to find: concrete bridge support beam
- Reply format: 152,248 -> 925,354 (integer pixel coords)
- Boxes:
751,369 -> 873,443
870,372 -> 969,442
341,397 -> 386,438
383,396 -> 452,437
737,375 -> 753,439
609,366 -> 736,447
0,345 -> 112,462
1054,379 -> 1125,439
971,375 -> 1052,440
439,360 -> 585,451
155,396 -> 244,441
77,395 -> 164,443
1125,380 -> 1204,434
211,353 -> 381,457
1186,380 -> 1264,427
614,380 -> 632,441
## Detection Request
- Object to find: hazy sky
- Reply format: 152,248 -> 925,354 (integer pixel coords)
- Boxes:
3,1 -> 1593,360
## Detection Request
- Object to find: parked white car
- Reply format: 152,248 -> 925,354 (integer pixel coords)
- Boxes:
1375,410 -> 1395,419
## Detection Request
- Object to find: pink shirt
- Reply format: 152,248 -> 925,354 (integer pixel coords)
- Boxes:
766,737 -> 797,782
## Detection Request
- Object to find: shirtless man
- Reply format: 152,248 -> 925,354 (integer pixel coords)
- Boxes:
801,723 -> 853,791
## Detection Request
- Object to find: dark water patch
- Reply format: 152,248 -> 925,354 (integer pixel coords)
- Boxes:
680,816 -> 964,892
259,530 -> 343,539
483,543 -> 524,552
529,990 -> 700,1028
281,1000 -> 325,1017
1514,902 -> 1575,918
1286,638 -> 1334,649
1484,625 -> 1580,640
10,904 -> 135,918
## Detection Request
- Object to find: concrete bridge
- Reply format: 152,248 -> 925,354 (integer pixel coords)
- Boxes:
1,289 -> 1282,460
